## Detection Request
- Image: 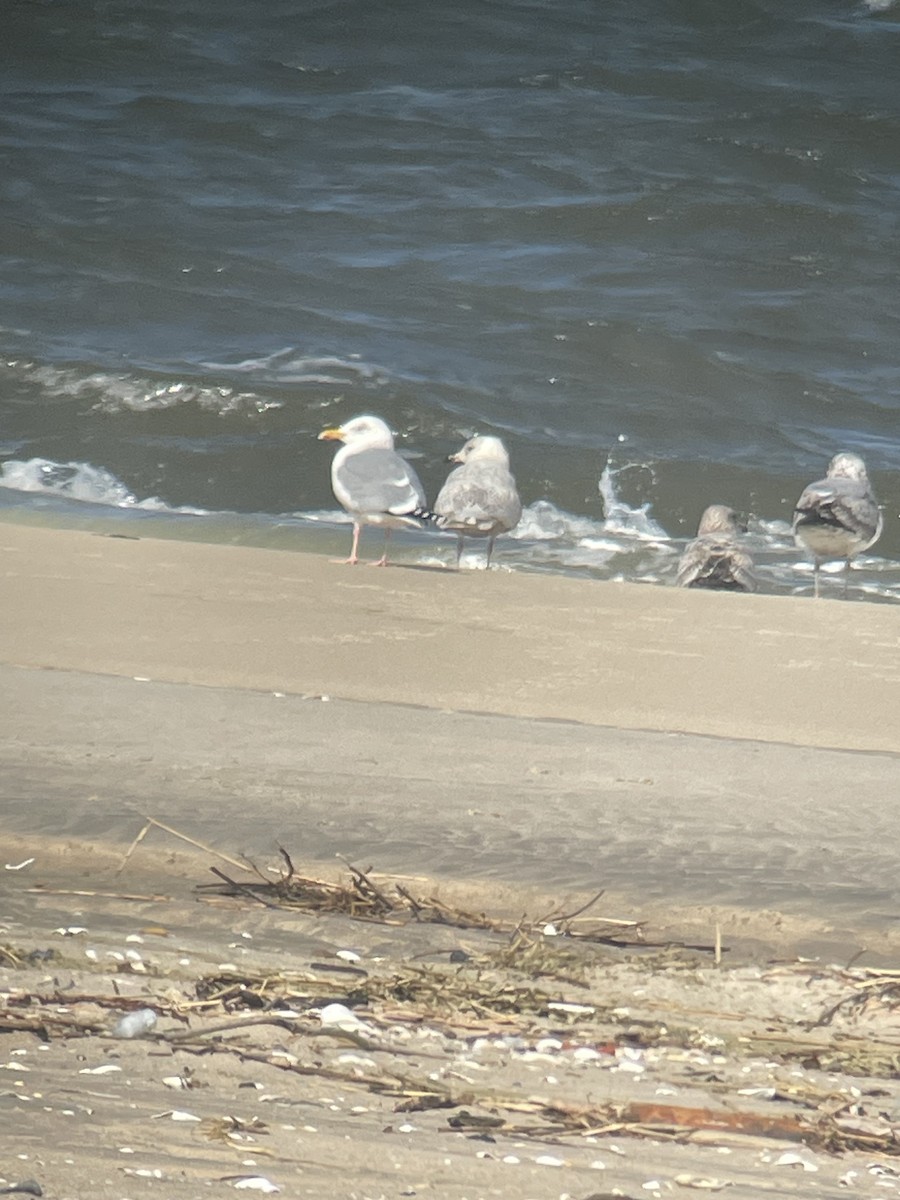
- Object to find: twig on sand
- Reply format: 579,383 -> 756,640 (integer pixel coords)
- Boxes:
540,887 -> 607,926
194,846 -> 666,949
115,819 -> 152,875
135,815 -> 251,873
25,887 -> 168,902
208,866 -> 279,909
170,1026 -> 900,1156
336,854 -> 394,913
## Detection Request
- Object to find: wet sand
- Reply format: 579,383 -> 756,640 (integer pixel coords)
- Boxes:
2,521 -> 898,750
2,519 -> 900,943
2,521 -> 900,1198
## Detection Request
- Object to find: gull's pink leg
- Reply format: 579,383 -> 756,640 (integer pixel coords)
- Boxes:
369,528 -> 392,567
332,522 -> 361,565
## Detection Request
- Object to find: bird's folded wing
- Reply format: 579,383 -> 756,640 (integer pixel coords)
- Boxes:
336,448 -> 425,515
436,468 -> 522,530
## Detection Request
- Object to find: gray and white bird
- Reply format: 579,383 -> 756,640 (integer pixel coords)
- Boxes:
676,505 -> 756,593
318,414 -> 430,566
434,435 -> 522,568
792,452 -> 882,598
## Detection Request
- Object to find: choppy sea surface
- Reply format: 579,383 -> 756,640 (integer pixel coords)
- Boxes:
2,0 -> 899,600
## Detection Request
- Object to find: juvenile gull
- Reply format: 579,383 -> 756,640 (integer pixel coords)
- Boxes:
318,414 -> 430,566
676,505 -> 757,593
434,435 -> 522,568
792,452 -> 882,598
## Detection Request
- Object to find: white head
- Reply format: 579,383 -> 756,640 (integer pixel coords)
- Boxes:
696,504 -> 742,536
826,452 -> 868,482
318,414 -> 395,451
449,435 -> 510,467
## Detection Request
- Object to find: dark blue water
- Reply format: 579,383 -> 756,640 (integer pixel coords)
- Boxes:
2,0 -> 898,596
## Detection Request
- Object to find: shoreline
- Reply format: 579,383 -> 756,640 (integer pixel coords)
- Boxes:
3,658 -> 900,962
3,520 -> 900,1199
3,517 -> 899,950
2,520 -> 898,752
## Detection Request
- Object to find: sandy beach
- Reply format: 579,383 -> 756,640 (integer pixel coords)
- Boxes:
2,521 -> 899,749
2,521 -> 900,1198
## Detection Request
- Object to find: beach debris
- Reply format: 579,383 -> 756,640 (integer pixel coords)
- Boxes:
202,1115 -> 269,1147
6,858 -> 900,1181
771,1151 -> 819,1171
318,1003 -> 371,1033
673,1176 -> 731,1191
169,830 -> 651,946
813,968 -> 900,1026
112,1007 -> 158,1038
548,1001 -> 596,1016
0,1182 -> 43,1197
222,1177 -> 280,1193
4,858 -> 35,871
78,1063 -> 122,1075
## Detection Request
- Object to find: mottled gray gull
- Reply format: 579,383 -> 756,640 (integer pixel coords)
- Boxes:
792,452 -> 882,598
676,505 -> 757,593
318,414 -> 430,566
434,434 -> 522,568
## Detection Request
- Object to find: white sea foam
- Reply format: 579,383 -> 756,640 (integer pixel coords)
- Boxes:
201,348 -> 391,388
598,464 -> 671,543
0,457 -> 206,514
3,453 -> 895,599
509,500 -> 604,543
468,464 -> 679,577
3,360 -> 275,416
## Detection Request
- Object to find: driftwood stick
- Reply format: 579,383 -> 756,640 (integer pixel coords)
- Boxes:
140,815 -> 250,872
115,819 -> 152,875
336,855 -> 394,911
208,865 -> 278,909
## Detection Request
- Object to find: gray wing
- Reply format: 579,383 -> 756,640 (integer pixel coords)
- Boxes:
793,478 -> 880,543
435,464 -> 522,534
334,448 -> 426,516
676,536 -> 756,592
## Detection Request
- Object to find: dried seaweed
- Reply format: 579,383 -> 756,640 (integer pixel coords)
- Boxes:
192,843 -> 648,947
813,971 -> 900,1027
193,967 -> 354,1012
191,960 -> 556,1022
172,1028 -> 900,1157
486,929 -> 591,984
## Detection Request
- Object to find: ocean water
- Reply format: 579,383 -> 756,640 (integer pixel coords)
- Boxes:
2,0 -> 899,600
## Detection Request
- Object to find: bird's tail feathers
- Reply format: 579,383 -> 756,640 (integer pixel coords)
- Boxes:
410,506 -> 440,525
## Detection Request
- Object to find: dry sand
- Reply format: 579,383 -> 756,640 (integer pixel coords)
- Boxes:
2,521 -> 900,1199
